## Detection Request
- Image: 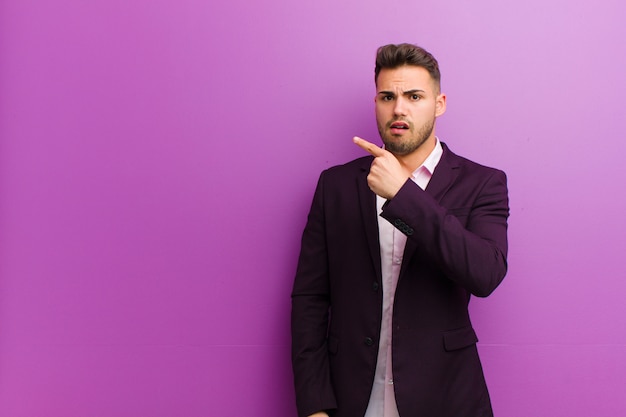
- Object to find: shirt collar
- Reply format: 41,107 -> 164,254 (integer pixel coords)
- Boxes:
413,137 -> 443,176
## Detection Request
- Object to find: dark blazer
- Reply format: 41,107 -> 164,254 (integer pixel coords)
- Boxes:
291,143 -> 509,417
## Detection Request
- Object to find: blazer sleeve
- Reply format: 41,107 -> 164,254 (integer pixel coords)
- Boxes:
380,168 -> 509,297
291,170 -> 337,417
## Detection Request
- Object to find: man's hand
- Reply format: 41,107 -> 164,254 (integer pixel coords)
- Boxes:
307,413 -> 329,417
353,136 -> 410,200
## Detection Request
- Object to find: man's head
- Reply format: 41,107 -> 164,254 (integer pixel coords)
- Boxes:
374,43 -> 446,159
375,43 -> 441,93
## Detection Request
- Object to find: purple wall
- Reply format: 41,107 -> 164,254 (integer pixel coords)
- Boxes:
1,0 -> 624,415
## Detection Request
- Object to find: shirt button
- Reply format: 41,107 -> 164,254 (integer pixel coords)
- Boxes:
372,282 -> 379,291
364,337 -> 374,346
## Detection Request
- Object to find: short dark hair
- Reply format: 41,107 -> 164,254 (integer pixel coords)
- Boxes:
375,43 -> 441,91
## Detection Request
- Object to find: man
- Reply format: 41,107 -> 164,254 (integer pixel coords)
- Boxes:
291,43 -> 509,417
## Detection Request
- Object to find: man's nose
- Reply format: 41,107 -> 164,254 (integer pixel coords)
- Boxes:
393,98 -> 407,116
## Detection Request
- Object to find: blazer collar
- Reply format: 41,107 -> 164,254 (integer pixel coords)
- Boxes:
424,142 -> 461,203
401,142 -> 461,276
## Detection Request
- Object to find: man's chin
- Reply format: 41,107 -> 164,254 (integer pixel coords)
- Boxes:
383,143 -> 413,156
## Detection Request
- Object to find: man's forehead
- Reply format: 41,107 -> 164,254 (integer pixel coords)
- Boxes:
376,66 -> 437,92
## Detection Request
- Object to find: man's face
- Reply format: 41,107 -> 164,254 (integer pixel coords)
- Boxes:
375,65 -> 446,156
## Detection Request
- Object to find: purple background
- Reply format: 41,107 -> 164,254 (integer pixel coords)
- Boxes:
1,0 -> 625,415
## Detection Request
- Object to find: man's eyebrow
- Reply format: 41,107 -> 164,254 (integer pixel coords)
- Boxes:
377,89 -> 426,95
403,89 -> 425,95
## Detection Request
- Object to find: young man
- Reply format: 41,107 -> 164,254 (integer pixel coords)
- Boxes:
291,43 -> 509,417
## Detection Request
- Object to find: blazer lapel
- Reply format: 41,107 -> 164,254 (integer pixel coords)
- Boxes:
401,143 -> 460,274
356,157 -> 382,282
424,143 -> 460,202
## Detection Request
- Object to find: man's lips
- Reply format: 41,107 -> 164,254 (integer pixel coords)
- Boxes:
389,121 -> 410,132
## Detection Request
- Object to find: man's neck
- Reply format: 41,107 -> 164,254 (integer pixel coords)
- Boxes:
395,135 -> 437,173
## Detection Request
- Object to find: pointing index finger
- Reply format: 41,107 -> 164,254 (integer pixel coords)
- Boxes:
353,136 -> 386,157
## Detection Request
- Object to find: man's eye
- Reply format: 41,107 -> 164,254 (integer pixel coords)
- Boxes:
411,94 -> 420,100
383,96 -> 393,101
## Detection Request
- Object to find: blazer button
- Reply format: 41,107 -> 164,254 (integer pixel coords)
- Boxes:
364,337 -> 374,346
372,282 -> 379,291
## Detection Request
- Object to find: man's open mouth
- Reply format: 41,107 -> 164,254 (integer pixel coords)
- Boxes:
390,121 -> 409,130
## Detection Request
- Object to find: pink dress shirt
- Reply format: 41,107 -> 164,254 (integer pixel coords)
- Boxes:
364,139 -> 443,417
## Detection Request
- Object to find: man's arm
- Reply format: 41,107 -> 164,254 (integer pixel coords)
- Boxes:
291,171 -> 337,417
354,136 -> 509,296
382,170 -> 508,296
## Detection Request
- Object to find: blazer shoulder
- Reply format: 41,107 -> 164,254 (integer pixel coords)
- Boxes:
321,155 -> 373,179
441,143 -> 507,180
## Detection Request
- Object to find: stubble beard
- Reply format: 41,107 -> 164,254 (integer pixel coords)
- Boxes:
378,117 -> 435,156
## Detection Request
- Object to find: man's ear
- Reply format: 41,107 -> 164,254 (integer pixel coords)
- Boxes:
435,93 -> 447,117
